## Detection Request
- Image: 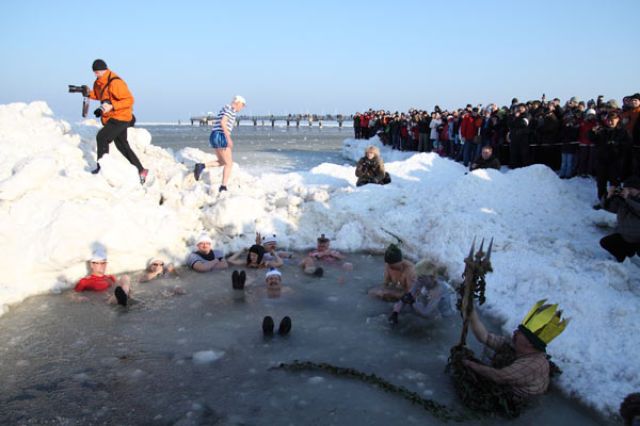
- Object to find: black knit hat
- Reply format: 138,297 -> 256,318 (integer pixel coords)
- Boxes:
92,59 -> 108,71
384,244 -> 403,264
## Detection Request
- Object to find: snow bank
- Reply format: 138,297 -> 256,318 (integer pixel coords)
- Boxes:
0,102 -> 638,415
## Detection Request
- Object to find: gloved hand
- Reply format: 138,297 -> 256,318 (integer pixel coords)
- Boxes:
100,101 -> 113,113
94,101 -> 113,117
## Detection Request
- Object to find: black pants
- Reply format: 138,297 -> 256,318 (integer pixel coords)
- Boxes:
600,233 -> 640,262
595,158 -> 622,199
509,139 -> 530,168
96,119 -> 144,173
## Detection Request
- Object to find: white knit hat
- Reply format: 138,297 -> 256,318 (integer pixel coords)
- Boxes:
89,249 -> 107,262
232,95 -> 246,105
196,233 -> 213,245
262,234 -> 277,245
265,268 -> 282,279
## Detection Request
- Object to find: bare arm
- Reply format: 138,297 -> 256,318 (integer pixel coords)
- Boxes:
226,250 -> 246,266
265,252 -> 283,268
192,259 -> 227,272
467,309 -> 489,345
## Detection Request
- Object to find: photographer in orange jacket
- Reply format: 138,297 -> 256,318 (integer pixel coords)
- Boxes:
88,59 -> 148,184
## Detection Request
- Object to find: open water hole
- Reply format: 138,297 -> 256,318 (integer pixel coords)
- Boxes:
0,254 -> 613,425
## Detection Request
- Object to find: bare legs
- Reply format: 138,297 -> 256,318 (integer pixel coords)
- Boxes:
215,148 -> 233,187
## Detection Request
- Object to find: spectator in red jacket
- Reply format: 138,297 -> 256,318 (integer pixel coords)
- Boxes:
461,107 -> 481,167
577,109 -> 598,176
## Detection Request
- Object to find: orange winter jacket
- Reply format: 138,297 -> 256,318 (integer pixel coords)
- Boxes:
89,70 -> 134,124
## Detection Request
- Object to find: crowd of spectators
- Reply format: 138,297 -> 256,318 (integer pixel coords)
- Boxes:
353,93 -> 640,204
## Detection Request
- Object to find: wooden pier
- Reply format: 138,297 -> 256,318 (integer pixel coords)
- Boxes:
190,114 -> 352,128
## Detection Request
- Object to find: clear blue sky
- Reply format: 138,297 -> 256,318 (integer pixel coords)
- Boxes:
1,0 -> 638,121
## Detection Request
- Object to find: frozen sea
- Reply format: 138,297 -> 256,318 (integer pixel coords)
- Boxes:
141,122 -> 352,174
0,102 -> 636,424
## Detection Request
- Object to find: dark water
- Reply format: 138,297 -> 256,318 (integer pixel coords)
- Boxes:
140,124 -> 353,173
0,254 -> 614,425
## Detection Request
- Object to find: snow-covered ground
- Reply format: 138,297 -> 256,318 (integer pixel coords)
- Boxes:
0,101 -> 638,415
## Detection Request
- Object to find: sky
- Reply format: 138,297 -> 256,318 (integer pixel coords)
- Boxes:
0,0 -> 639,122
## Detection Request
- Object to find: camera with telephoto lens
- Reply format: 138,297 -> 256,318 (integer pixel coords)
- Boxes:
68,85 -> 90,117
68,85 -> 89,96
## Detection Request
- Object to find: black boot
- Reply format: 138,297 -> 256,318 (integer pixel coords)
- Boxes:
278,316 -> 292,336
262,316 -> 274,336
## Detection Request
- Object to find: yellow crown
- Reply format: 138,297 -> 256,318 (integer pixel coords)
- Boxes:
520,299 -> 569,345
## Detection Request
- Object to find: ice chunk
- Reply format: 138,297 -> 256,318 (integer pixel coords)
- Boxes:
192,350 -> 224,364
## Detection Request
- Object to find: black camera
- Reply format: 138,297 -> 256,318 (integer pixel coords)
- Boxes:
68,85 -> 90,117
94,100 -> 111,118
68,85 -> 89,96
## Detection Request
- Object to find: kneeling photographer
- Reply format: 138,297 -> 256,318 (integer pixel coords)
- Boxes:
600,176 -> 640,262
77,59 -> 148,184
355,145 -> 391,187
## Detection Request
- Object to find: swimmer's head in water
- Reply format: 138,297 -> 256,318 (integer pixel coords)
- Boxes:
316,234 -> 330,251
247,244 -> 266,266
265,267 -> 282,288
384,244 -> 402,264
262,234 -> 277,249
196,234 -> 213,254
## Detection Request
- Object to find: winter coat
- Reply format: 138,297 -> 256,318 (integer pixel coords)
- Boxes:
430,118 -> 442,140
508,114 -> 531,145
89,70 -> 134,124
460,114 -> 479,141
355,157 -> 388,186
470,155 -> 501,171
538,113 -> 560,145
603,194 -> 640,243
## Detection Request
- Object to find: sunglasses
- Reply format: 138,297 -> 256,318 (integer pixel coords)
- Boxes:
152,262 -> 164,267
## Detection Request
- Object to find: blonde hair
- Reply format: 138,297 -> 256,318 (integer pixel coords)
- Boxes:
414,258 -> 449,280
364,145 -> 385,171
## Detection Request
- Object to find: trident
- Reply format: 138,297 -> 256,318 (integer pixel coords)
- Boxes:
458,237 -> 493,347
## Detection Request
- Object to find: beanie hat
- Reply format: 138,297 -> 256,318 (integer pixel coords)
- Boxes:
196,234 -> 213,245
90,249 -> 107,262
265,267 -> 282,279
623,176 -> 640,190
317,234 -> 330,243
92,59 -> 108,71
384,244 -> 403,264
262,234 -> 277,245
585,109 -> 596,116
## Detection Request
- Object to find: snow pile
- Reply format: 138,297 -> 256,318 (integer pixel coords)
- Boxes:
0,102 -> 638,414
